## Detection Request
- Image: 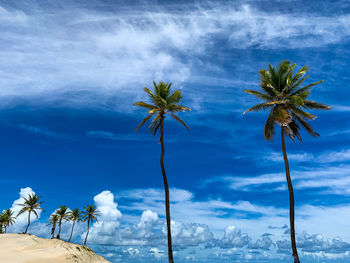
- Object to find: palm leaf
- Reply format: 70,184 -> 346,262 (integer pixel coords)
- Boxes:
303,100 -> 331,110
291,80 -> 324,95
264,110 -> 275,141
244,89 -> 274,101
170,114 -> 190,131
243,102 -> 278,114
136,115 -> 153,131
292,113 -> 319,137
133,101 -> 157,110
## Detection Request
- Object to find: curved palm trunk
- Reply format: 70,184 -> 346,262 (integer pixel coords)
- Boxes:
57,220 -> 62,239
160,117 -> 174,263
84,219 -> 90,246
68,220 -> 76,242
4,225 -> 7,233
51,224 -> 56,239
24,211 -> 31,234
281,127 -> 300,263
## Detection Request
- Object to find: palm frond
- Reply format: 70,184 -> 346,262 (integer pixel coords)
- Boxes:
136,115 -> 153,131
133,101 -> 157,110
149,114 -> 161,135
291,80 -> 324,95
290,105 -> 317,120
167,90 -> 182,104
170,114 -> 190,131
244,89 -> 274,101
292,113 -> 319,137
303,100 -> 331,110
243,102 -> 277,114
264,110 -> 275,141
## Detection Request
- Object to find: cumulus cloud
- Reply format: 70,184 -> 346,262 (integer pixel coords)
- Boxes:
85,190 -> 122,244
277,232 -> 350,256
249,235 -> 274,250
169,221 -> 214,248
219,226 -> 251,248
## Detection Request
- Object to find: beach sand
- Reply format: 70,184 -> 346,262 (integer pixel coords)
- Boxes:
0,233 -> 110,263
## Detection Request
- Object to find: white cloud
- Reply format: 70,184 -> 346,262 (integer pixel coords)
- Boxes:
264,149 -> 350,164
85,190 -> 122,244
215,165 -> 350,195
0,2 -> 350,110
219,225 -> 251,248
168,221 -> 214,248
149,247 -> 165,259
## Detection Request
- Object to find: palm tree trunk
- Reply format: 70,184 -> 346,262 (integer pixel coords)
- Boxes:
57,220 -> 62,239
24,211 -> 31,234
84,219 -> 90,246
4,225 -> 7,233
68,221 -> 76,242
160,116 -> 174,263
51,225 -> 55,238
281,127 -> 300,263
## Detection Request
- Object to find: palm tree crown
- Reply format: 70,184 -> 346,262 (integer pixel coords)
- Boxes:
17,193 -> 44,234
82,205 -> 99,223
2,209 -> 16,233
69,208 -> 82,222
133,81 -> 191,135
56,206 -> 69,221
17,194 -> 44,217
243,60 -> 330,141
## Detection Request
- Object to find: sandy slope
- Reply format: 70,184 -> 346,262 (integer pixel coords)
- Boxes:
0,234 -> 110,263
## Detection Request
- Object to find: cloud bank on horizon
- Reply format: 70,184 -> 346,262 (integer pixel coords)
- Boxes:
6,187 -> 350,263
1,0 -> 350,262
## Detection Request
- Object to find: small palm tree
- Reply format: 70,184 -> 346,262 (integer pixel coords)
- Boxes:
2,209 -> 16,233
17,194 -> 44,234
68,208 -> 82,242
0,212 -> 5,234
48,214 -> 59,239
55,206 -> 69,240
133,81 -> 191,263
82,205 -> 99,246
243,60 -> 330,263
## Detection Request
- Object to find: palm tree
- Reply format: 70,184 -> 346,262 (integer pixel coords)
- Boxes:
2,209 -> 16,233
0,212 -> 5,234
243,60 -> 330,263
48,213 -> 59,239
82,205 -> 99,246
68,208 -> 82,242
55,206 -> 69,240
133,81 -> 191,263
17,194 -> 44,234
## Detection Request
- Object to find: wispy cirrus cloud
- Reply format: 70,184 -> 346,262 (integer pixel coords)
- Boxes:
0,1 -> 349,110
210,165 -> 350,195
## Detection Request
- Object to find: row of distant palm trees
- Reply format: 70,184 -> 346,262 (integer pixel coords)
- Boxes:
0,193 -> 100,246
133,60 -> 330,263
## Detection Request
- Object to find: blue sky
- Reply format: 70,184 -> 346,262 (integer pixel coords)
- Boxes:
1,0 -> 350,262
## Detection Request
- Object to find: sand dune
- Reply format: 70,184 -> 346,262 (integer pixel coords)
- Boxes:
0,234 -> 110,263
